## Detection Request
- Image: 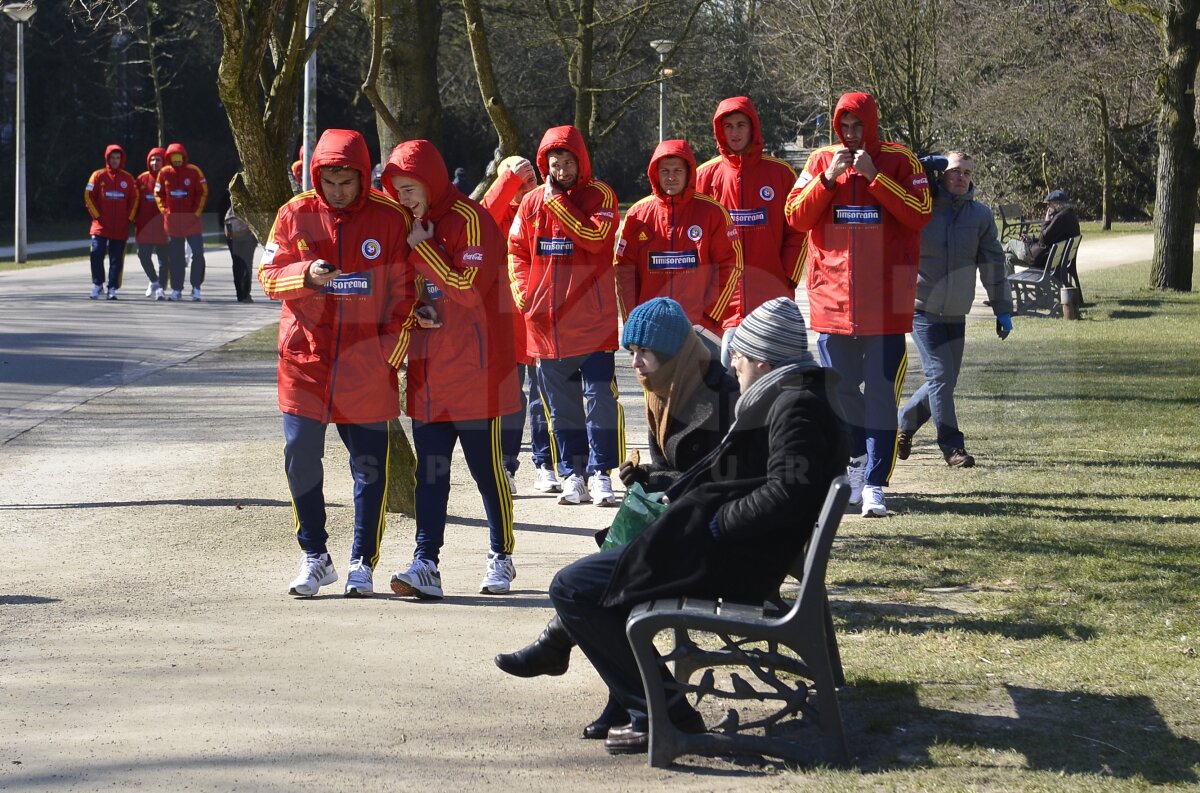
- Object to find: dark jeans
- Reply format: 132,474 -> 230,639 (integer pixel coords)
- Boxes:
167,233 -> 206,290
899,311 -> 967,453
282,413 -> 390,568
817,332 -> 907,487
536,352 -> 623,479
89,236 -> 125,289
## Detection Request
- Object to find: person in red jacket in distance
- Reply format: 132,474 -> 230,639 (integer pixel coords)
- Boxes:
696,97 -> 808,334
615,138 -> 742,335
258,128 -> 419,599
134,147 -> 169,299
381,139 -> 523,599
84,144 -> 139,300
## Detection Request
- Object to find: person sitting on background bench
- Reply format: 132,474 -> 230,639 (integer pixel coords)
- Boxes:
1004,189 -> 1080,274
543,297 -> 849,755
494,296 -> 740,739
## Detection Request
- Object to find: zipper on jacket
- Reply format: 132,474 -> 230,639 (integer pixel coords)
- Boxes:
849,175 -> 859,336
550,208 -> 561,357
668,198 -> 677,300
325,220 -> 346,423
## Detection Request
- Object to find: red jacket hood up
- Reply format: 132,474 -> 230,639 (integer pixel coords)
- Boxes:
105,144 -> 126,173
833,92 -> 881,157
711,96 -> 764,164
164,142 -> 190,168
536,125 -> 593,192
145,146 -> 166,174
310,129 -> 373,214
647,138 -> 697,204
381,139 -> 460,220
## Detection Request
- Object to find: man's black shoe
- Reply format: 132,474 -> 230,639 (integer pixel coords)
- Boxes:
603,710 -> 707,754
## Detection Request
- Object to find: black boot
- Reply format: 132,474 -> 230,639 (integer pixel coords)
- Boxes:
494,614 -> 574,677
582,696 -> 629,739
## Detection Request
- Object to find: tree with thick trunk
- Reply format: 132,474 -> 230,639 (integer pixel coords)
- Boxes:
361,0 -> 443,157
1112,0 -> 1199,291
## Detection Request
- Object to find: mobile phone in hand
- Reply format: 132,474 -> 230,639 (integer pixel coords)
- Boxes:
315,259 -> 335,273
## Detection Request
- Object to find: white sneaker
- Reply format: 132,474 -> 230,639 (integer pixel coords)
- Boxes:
288,552 -> 337,597
167,289 -> 182,302
389,558 -> 443,599
153,287 -> 166,301
344,557 -> 373,598
145,281 -> 158,297
533,466 -> 561,493
558,473 -> 592,505
89,284 -> 103,300
861,485 -> 887,518
590,472 -> 616,506
846,454 -> 867,505
190,287 -> 202,302
106,288 -> 118,301
479,551 -> 516,594
505,468 -> 518,496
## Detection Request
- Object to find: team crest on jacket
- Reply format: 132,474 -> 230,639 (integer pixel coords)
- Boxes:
121,181 -> 128,189
759,185 -> 774,201
184,178 -> 191,186
361,238 -> 381,260
687,225 -> 703,242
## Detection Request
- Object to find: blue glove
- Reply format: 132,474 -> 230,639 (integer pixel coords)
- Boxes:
996,313 -> 1013,340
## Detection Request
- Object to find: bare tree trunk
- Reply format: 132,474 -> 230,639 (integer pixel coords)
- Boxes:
144,3 -> 166,147
361,0 -> 443,158
573,0 -> 595,134
1097,91 -> 1113,230
462,0 -> 523,196
1148,1 -> 1199,291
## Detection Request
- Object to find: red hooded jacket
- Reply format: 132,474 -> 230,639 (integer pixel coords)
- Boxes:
507,126 -> 620,360
616,139 -> 742,333
382,140 -> 520,423
785,92 -> 932,336
481,156 -> 539,366
154,142 -> 208,238
135,147 -> 167,245
696,97 -> 808,328
84,144 -> 138,241
259,129 -> 419,425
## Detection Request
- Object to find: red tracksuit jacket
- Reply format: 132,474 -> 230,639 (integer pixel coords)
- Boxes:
696,96 -> 808,327
383,139 -> 521,423
507,125 -> 620,360
785,92 -> 932,336
84,145 -> 138,241
135,147 -> 167,245
259,129 -> 418,425
615,138 -> 742,333
154,142 -> 208,238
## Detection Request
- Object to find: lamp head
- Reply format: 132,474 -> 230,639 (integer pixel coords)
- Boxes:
649,39 -> 675,56
2,3 -> 38,23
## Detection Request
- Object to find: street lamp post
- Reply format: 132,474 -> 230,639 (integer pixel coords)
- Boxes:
3,1 -> 37,264
649,39 -> 675,142
301,0 -> 316,191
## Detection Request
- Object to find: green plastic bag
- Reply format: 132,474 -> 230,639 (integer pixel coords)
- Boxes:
601,482 -> 668,551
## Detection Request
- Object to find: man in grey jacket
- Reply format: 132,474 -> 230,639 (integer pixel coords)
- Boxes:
899,152 -> 1012,468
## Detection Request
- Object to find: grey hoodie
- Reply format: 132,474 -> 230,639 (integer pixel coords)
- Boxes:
914,186 -> 1012,317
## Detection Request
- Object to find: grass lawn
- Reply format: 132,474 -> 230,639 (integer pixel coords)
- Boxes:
815,259 -> 1200,790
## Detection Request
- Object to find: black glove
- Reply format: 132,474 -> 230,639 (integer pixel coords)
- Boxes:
618,461 -> 647,487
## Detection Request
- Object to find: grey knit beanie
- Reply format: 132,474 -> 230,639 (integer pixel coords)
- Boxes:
729,297 -> 812,366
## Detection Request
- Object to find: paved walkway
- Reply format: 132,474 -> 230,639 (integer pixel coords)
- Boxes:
0,232 -> 1168,790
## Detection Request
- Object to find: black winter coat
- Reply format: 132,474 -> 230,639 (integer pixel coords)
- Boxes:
640,359 -> 740,492
601,364 -> 849,608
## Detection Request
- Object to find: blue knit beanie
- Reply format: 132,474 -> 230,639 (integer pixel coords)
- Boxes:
622,297 -> 692,358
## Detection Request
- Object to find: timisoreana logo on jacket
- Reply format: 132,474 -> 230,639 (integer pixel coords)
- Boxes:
326,271 -> 373,295
833,205 -> 882,224
730,208 -> 767,227
537,237 -> 574,256
648,251 -> 699,271
361,238 -> 381,260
